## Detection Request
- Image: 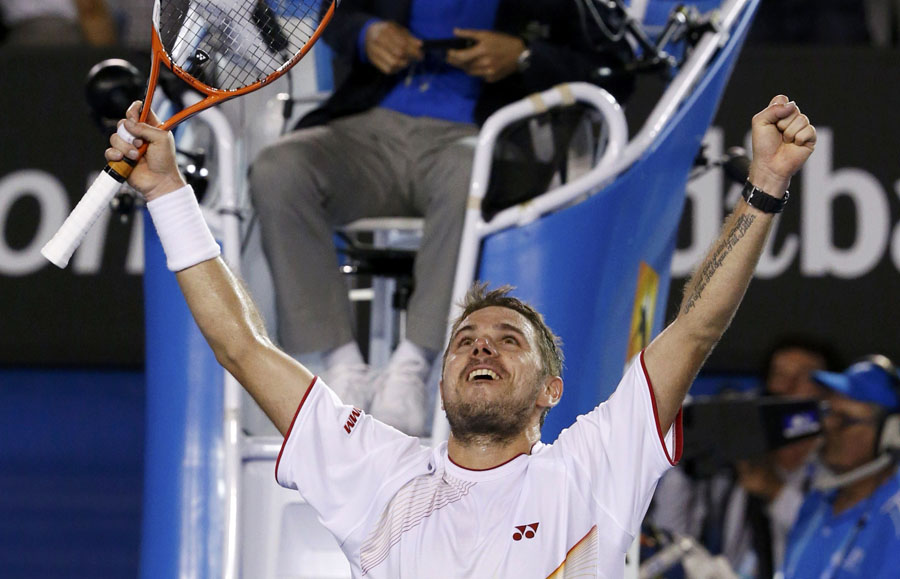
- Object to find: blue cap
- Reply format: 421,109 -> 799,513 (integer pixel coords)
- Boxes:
812,359 -> 900,411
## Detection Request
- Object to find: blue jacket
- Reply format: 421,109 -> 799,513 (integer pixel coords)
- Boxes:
782,468 -> 900,578
297,0 -> 634,128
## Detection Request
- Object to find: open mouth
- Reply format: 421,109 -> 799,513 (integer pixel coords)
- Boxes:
467,368 -> 500,382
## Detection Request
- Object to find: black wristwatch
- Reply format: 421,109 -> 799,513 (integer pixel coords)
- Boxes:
741,180 -> 789,214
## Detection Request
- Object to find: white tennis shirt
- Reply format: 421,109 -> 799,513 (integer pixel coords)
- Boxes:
277,352 -> 682,578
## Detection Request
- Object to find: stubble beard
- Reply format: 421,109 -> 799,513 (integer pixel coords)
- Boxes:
445,381 -> 540,446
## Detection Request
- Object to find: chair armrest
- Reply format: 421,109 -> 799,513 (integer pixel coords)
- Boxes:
469,82 -> 629,230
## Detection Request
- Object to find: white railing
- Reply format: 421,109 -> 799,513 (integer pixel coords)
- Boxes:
430,0 -> 752,443
172,92 -> 246,579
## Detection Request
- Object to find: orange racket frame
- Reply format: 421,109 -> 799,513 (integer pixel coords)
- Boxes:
43,1 -> 336,268
108,1 -> 336,177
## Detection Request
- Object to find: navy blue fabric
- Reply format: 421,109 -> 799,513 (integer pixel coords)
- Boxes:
0,368 -> 144,579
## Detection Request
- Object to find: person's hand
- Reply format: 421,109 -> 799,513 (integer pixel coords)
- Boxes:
748,94 -> 817,196
364,21 -> 423,75
106,101 -> 186,202
735,458 -> 784,501
446,28 -> 525,83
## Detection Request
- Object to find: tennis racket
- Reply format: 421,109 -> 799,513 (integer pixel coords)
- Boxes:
42,0 -> 338,268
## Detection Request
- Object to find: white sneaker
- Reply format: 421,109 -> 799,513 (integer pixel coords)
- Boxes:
325,362 -> 374,410
369,358 -> 429,436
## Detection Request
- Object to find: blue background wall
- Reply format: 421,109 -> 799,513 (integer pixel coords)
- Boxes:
0,368 -> 144,577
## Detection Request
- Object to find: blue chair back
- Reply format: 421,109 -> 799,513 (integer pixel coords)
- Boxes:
476,0 -> 759,442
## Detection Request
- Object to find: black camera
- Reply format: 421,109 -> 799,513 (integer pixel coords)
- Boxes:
680,395 -> 823,478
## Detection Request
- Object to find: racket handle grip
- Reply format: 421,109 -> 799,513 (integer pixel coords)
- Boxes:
42,122 -> 140,268
41,168 -> 125,268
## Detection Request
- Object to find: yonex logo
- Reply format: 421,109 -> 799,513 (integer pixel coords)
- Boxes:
344,407 -> 362,434
513,522 -> 539,541
193,49 -> 210,65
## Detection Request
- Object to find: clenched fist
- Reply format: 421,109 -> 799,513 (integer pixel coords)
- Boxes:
748,95 -> 817,196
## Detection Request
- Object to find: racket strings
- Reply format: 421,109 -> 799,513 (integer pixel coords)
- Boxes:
158,0 -> 329,92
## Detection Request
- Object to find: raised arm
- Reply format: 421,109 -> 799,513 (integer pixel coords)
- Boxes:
644,95 -> 817,432
107,102 -> 313,435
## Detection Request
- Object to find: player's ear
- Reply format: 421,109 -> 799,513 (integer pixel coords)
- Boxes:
538,376 -> 563,408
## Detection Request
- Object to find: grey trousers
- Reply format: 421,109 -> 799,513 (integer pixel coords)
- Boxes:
249,108 -> 478,355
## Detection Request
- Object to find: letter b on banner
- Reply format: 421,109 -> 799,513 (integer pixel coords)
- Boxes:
802,128 -> 890,278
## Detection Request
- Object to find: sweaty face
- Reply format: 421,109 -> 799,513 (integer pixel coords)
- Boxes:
440,307 -> 549,443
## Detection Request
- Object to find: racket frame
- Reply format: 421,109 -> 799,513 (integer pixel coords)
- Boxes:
42,0 -> 337,268
109,0 -> 337,177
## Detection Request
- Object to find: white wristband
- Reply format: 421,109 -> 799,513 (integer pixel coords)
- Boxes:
146,185 -> 220,271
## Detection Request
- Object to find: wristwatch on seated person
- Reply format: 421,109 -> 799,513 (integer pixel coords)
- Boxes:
741,180 -> 789,213
517,47 -> 532,73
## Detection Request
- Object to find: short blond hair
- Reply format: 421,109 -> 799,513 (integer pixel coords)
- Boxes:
443,282 -> 564,377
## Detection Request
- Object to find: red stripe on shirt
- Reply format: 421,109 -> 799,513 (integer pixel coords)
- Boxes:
640,350 -> 683,465
275,376 -> 318,482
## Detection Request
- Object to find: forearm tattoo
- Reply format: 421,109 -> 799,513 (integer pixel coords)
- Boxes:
681,214 -> 756,314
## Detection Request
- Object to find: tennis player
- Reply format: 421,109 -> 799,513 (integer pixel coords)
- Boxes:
107,94 -> 815,576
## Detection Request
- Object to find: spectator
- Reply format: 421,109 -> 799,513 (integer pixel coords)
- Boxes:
651,335 -> 838,577
782,355 -> 900,577
248,0 -> 634,435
